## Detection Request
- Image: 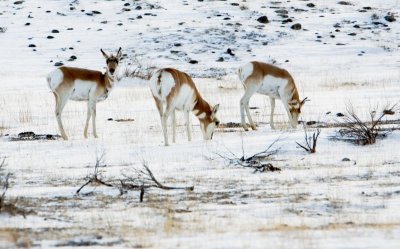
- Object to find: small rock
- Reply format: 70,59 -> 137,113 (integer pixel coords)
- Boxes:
384,14 -> 396,22
216,57 -> 224,62
135,6 -> 142,10
124,3 -> 130,6
257,16 -> 269,24
348,32 -> 357,36
28,44 -> 36,47
25,22 -> 30,26
342,158 -> 351,162
68,55 -> 77,61
336,112 -> 345,117
338,1 -> 353,5
51,29 -> 59,33
92,10 -> 101,14
174,43 -> 182,47
282,18 -> 293,24
227,48 -> 235,56
54,62 -> 63,66
47,35 -> 54,39
353,24 -> 360,28
188,60 -> 198,64
231,3 -> 239,6
14,1 -> 24,4
306,3 -> 315,7
291,23 -> 302,30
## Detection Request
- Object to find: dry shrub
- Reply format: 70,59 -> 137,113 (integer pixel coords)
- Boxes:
121,56 -> 157,80
335,103 -> 399,145
296,125 -> 321,153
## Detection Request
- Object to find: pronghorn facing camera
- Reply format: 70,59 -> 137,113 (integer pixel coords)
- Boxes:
149,68 -> 220,146
47,47 -> 122,140
237,61 -> 308,130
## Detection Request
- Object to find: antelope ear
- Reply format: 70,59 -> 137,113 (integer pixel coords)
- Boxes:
116,47 -> 122,59
212,104 -> 220,114
300,97 -> 309,106
101,49 -> 109,59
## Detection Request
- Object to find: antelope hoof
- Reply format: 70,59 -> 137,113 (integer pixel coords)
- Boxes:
243,126 -> 249,131
251,124 -> 257,130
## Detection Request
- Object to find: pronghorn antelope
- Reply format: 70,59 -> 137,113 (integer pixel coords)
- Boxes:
149,68 -> 220,146
237,61 -> 308,130
47,47 -> 122,140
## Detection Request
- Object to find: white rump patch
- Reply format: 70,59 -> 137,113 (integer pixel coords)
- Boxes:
47,69 -> 64,91
238,62 -> 254,83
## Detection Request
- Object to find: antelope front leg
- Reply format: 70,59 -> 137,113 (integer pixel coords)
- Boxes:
269,97 -> 276,129
91,101 -> 98,138
83,101 -> 92,138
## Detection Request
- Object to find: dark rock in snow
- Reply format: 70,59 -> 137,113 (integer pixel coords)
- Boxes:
188,60 -> 198,64
291,23 -> 302,30
227,48 -> 235,56
47,35 -> 54,39
51,29 -> 59,33
28,44 -> 36,47
336,112 -> 345,117
257,16 -> 269,24
282,18 -> 293,24
306,3 -> 315,8
342,158 -> 351,162
14,1 -> 24,5
54,62 -> 64,66
384,14 -> 396,22
338,1 -> 353,5
217,57 -> 224,62
68,55 -> 77,61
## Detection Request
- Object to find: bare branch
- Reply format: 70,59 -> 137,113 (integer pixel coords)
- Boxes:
333,103 -> 399,145
296,124 -> 321,153
216,138 -> 281,173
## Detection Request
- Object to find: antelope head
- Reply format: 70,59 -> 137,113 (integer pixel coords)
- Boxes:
288,97 -> 309,128
200,104 -> 220,140
101,47 -> 122,78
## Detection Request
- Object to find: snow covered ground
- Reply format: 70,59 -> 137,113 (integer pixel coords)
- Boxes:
0,0 -> 399,248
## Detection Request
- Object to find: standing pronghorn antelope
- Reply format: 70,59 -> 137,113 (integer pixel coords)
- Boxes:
237,61 -> 308,130
149,68 -> 220,146
47,48 -> 122,140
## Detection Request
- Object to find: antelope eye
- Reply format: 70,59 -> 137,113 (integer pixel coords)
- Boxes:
215,120 -> 220,126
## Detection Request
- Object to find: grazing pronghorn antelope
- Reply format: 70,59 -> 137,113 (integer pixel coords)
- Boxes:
237,61 -> 308,130
47,47 -> 122,140
149,68 -> 220,146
